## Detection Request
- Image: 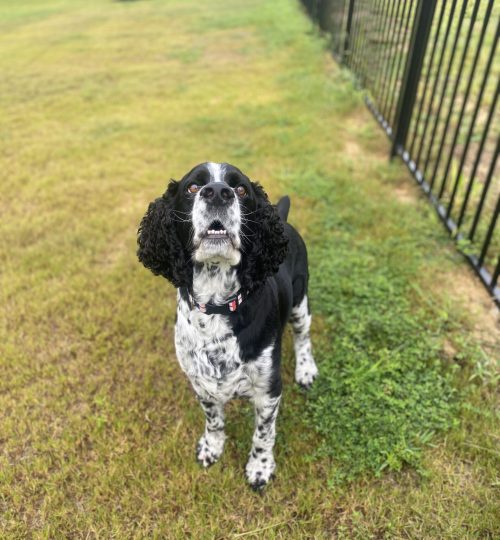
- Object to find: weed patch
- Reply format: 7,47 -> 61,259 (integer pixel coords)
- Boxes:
308,239 -> 459,483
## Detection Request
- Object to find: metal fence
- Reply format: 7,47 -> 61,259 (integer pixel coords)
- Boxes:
302,0 -> 499,306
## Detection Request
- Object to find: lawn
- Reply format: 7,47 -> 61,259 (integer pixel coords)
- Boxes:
0,0 -> 498,538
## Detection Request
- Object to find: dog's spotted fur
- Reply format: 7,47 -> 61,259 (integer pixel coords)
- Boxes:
137,162 -> 318,489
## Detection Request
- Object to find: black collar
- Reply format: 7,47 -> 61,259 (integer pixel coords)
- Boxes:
185,287 -> 248,315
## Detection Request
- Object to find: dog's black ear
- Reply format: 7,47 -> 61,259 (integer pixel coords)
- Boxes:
238,182 -> 289,292
137,180 -> 192,288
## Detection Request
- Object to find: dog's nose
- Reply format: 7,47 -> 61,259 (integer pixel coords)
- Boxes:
199,182 -> 235,206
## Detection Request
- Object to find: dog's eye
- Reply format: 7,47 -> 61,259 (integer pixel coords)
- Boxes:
187,183 -> 200,194
235,185 -> 247,197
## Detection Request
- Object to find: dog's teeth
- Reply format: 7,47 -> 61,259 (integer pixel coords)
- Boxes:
206,229 -> 227,236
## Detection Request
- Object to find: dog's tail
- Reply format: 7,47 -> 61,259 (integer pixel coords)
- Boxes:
276,196 -> 290,222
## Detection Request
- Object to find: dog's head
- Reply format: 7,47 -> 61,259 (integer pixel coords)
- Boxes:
137,162 -> 288,291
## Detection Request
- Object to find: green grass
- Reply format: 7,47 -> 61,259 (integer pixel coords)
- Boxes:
0,0 -> 499,538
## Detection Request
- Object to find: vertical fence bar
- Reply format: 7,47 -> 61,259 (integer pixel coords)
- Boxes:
343,0 -> 356,63
349,1 -> 365,76
335,0 -> 349,58
373,0 -> 388,86
391,0 -> 437,157
478,195 -> 500,268
469,138 -> 499,241
492,257 -> 500,291
363,0 -> 382,90
372,0 -> 393,101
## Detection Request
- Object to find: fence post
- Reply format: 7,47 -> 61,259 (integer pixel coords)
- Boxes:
390,0 -> 437,157
343,0 -> 356,63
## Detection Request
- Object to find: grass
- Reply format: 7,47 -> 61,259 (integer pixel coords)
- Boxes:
0,0 -> 499,538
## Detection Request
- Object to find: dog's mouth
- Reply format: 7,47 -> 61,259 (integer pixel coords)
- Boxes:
194,217 -> 241,264
203,220 -> 230,241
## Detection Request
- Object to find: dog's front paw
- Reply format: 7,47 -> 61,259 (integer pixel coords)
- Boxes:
196,433 -> 225,468
295,358 -> 319,390
245,452 -> 276,490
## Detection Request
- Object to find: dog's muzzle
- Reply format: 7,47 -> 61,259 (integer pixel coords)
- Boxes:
192,182 -> 242,264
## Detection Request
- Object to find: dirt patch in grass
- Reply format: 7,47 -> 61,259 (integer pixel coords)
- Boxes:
201,29 -> 257,67
392,181 -> 421,204
343,139 -> 362,157
440,262 -> 499,359
450,266 -> 499,329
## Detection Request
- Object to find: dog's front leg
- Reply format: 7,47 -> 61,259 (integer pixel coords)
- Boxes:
196,399 -> 226,468
245,393 -> 281,489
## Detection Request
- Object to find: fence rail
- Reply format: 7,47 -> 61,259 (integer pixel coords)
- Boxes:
302,0 -> 499,306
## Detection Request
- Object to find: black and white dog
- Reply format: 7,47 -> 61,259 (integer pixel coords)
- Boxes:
137,162 -> 318,489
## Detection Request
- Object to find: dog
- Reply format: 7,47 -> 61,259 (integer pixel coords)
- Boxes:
137,162 -> 318,489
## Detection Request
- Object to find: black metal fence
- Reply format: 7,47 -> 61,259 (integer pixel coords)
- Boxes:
302,0 -> 499,306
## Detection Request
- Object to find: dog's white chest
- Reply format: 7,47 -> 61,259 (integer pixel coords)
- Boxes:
174,298 -> 255,401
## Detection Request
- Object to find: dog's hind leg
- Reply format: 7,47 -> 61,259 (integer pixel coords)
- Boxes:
195,399 -> 226,468
290,295 -> 318,389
